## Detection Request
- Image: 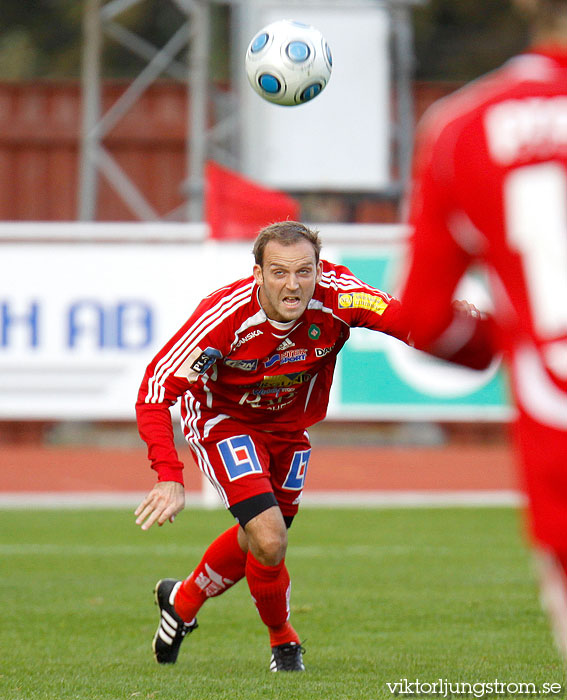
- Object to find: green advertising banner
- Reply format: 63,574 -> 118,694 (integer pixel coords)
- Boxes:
0,226 -> 511,423
330,249 -> 512,421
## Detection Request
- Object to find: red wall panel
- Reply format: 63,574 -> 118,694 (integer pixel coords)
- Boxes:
0,81 -> 458,222
0,81 -> 187,221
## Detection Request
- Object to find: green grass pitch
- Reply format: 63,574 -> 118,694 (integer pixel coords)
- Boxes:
1,507 -> 563,699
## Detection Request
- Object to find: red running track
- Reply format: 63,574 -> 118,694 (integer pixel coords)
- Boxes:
0,444 -> 519,495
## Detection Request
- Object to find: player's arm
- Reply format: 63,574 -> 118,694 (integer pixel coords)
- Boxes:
330,261 -> 495,370
338,281 -> 495,370
135,352 -> 191,530
394,256 -> 497,369
406,299 -> 496,370
134,301 -> 227,529
135,356 -> 191,486
398,115 -> 496,369
330,263 -> 408,341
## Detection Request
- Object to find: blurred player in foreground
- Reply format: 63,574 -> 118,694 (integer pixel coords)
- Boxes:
400,0 -> 567,658
134,221 -> 491,671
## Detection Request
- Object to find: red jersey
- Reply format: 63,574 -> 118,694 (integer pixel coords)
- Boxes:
401,47 -> 567,432
137,260 -> 408,482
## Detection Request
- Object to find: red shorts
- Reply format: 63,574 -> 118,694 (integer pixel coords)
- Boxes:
515,411 -> 567,553
182,410 -> 311,519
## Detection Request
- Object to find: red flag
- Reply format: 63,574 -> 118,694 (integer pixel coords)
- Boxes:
205,161 -> 300,240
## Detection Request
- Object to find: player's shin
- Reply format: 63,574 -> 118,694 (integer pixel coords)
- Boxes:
245,551 -> 300,646
174,524 -> 247,622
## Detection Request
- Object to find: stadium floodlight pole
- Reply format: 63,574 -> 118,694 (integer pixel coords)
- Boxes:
78,0 -> 103,221
103,21 -> 188,81
179,0 -> 212,222
78,0 -> 216,222
93,23 -> 191,141
390,0 -> 416,195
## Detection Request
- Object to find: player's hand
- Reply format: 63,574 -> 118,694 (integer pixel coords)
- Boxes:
134,481 -> 185,531
452,299 -> 483,319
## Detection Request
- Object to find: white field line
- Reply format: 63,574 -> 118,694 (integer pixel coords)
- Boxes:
0,542 -> 475,558
0,489 -> 524,509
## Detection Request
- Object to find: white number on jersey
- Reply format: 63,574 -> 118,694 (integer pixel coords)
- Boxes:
504,162 -> 567,339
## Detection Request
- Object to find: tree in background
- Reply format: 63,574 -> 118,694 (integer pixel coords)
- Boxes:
413,0 -> 529,80
0,0 -> 529,82
0,0 -> 227,81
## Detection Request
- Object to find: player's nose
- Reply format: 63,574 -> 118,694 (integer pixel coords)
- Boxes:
286,273 -> 300,290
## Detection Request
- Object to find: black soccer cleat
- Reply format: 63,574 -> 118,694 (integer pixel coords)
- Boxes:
269,642 -> 306,672
152,578 -> 198,664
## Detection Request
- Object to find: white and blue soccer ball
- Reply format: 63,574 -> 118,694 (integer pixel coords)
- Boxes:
245,19 -> 332,106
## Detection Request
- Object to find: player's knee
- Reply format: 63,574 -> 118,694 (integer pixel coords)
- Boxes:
244,506 -> 288,565
253,527 -> 287,566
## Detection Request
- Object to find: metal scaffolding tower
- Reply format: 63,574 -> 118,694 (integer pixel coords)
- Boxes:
78,0 -> 216,222
78,0 -> 424,222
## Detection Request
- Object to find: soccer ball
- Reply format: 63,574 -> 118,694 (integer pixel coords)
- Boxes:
245,19 -> 332,107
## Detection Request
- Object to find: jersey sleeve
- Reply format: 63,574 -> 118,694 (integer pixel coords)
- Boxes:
135,290 -> 236,484
399,112 -> 496,369
327,263 -> 409,342
326,263 -> 493,369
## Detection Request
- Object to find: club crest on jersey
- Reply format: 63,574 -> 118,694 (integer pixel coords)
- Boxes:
224,358 -> 258,371
264,349 -> 307,368
338,292 -> 388,315
308,324 -> 321,340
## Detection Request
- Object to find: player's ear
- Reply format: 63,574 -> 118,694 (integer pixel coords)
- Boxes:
316,261 -> 323,283
253,263 -> 264,285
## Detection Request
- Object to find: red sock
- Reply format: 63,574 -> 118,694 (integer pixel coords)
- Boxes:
174,524 -> 247,622
245,551 -> 300,647
267,621 -> 300,647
